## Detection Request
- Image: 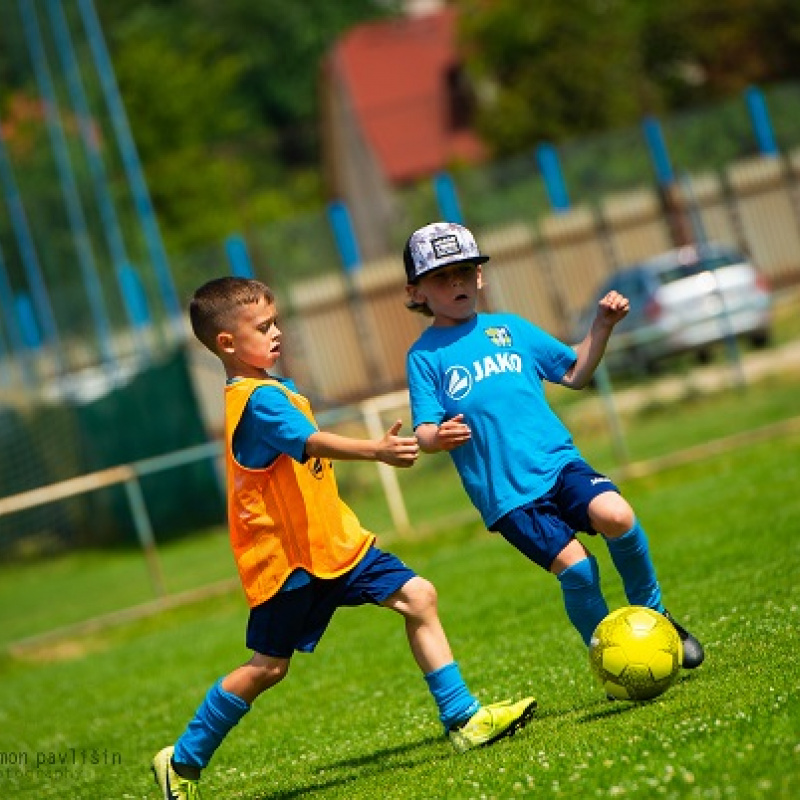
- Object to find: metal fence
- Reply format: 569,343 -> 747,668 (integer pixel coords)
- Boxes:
274,151 -> 800,410
3,78 -> 800,563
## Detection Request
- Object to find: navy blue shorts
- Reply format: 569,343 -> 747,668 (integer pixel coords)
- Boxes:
490,459 -> 619,572
245,545 -> 417,657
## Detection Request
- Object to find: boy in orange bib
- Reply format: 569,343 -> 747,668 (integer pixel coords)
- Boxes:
151,277 -> 536,799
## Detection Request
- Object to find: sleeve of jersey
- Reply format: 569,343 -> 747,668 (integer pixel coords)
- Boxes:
521,317 -> 577,382
406,349 -> 445,430
248,386 -> 317,464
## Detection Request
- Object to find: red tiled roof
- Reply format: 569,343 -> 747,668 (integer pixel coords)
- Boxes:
330,8 -> 485,183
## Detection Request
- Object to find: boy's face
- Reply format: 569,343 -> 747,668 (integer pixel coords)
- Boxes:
217,297 -> 282,377
407,262 -> 482,326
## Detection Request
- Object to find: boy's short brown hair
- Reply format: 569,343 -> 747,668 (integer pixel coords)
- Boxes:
189,277 -> 275,354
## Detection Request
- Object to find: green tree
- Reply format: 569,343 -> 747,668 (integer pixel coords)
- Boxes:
456,0 -> 800,155
91,0 -> 396,249
457,0 -> 653,154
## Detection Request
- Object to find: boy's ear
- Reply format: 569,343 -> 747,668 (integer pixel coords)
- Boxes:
216,330 -> 235,354
476,265 -> 484,289
406,283 -> 425,303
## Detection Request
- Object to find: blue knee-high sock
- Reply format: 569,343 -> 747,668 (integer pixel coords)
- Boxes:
605,521 -> 664,612
173,679 -> 251,770
557,556 -> 609,646
424,662 -> 480,733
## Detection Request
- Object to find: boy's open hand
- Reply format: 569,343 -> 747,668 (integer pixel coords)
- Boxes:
435,414 -> 472,451
377,420 -> 420,468
595,290 -> 630,328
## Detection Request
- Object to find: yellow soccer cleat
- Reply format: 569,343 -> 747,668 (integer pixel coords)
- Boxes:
151,746 -> 201,800
448,697 -> 537,753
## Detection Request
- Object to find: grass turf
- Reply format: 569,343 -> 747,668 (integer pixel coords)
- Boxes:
1,427 -> 798,798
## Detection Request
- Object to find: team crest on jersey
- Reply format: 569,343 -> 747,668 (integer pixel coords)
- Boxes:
484,325 -> 512,347
307,457 -> 328,480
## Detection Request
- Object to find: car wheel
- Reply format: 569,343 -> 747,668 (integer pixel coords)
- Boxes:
695,347 -> 713,365
750,330 -> 771,349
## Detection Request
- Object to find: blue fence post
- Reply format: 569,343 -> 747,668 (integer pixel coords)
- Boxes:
15,292 -> 42,349
434,172 -> 464,223
328,200 -> 362,274
117,263 -> 152,330
0,241 -> 24,356
0,122 -> 64,373
77,0 -> 183,341
536,143 -> 570,213
642,116 -> 675,187
225,234 -> 255,278
642,116 -> 700,246
0,238 -> 33,387
19,0 -> 117,368
326,199 -> 389,390
46,0 -> 150,361
745,86 -> 779,157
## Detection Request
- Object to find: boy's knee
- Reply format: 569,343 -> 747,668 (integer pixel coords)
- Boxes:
250,657 -> 290,693
591,495 -> 635,537
401,576 -> 439,615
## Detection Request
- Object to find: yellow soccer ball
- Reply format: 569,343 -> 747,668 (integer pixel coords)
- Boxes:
589,606 -> 683,701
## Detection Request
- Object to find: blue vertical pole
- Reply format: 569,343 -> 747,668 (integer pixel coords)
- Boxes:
328,200 -> 362,273
76,0 -> 182,338
117,263 -> 151,328
0,236 -> 32,387
0,326 -> 10,387
536,143 -> 571,212
642,116 -> 675,186
46,0 -> 150,359
19,0 -> 116,367
434,172 -> 464,224
15,292 -> 42,348
225,234 -> 255,278
0,239 -> 24,355
0,126 -> 63,371
745,86 -> 779,157
326,199 -> 387,388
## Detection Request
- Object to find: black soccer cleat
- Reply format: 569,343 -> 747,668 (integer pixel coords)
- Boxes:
663,609 -> 705,669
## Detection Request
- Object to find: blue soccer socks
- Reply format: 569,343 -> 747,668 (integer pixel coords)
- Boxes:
605,521 -> 664,612
557,555 -> 609,645
424,662 -> 481,732
173,679 -> 251,771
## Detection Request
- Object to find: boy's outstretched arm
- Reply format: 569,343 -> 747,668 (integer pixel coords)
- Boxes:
305,420 -> 419,468
561,290 -> 630,389
415,414 -> 472,454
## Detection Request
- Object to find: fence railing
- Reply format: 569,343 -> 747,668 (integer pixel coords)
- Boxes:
0,391 -> 414,593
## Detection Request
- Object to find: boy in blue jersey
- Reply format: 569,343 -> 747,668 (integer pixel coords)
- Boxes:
152,277 -> 536,800
403,222 -> 704,681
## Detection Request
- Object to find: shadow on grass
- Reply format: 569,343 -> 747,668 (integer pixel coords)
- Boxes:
578,671 -> 699,723
245,703 -> 585,799
246,735 -> 446,799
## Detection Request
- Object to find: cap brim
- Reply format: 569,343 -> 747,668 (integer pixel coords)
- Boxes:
411,255 -> 490,283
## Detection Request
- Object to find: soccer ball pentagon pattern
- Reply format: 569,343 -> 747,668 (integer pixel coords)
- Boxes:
589,606 -> 683,701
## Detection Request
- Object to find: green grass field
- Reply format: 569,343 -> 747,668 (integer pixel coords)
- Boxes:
1,367 -> 799,797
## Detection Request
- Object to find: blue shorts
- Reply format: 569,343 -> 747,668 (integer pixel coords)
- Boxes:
490,459 -> 619,571
245,546 -> 417,657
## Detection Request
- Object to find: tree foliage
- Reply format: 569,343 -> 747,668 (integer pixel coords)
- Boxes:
91,0 -> 394,249
456,0 -> 800,155
2,0 -> 799,252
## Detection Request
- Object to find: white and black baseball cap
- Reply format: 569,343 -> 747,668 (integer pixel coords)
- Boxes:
403,222 -> 490,284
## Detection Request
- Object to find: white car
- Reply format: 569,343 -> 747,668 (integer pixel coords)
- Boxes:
572,243 -> 773,374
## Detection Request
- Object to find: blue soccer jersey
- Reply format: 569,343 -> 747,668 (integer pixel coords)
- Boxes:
407,312 -> 579,527
229,377 -> 316,469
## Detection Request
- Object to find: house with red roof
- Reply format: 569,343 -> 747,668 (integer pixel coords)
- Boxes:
321,2 -> 486,259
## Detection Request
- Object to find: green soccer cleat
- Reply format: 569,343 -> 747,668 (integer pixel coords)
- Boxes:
448,697 -> 537,753
151,746 -> 201,800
